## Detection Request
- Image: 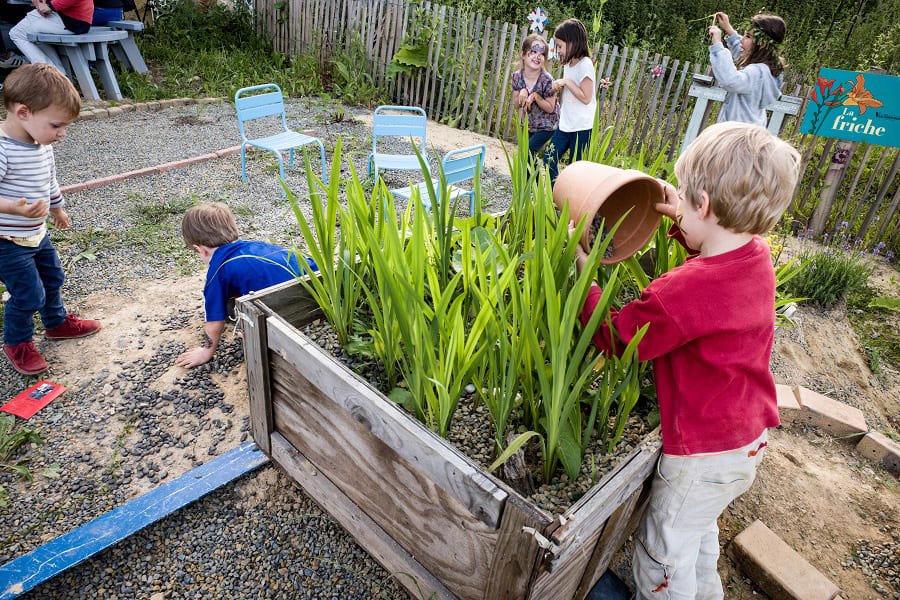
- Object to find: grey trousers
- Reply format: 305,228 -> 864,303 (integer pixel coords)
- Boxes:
633,430 -> 768,599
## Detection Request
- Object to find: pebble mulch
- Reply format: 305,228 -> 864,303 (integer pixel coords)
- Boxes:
300,314 -> 657,517
843,534 -> 900,599
1,97 -> 515,599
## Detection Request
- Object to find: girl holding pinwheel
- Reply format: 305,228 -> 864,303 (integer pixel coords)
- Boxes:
708,12 -> 786,126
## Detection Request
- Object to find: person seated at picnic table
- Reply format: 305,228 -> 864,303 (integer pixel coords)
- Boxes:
92,0 -> 132,26
0,0 -> 30,67
10,0 -> 93,66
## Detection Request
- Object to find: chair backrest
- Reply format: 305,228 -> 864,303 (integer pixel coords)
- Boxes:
372,105 -> 427,155
234,84 -> 288,141
441,145 -> 486,187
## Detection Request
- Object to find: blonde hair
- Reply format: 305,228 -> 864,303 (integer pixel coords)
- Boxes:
182,202 -> 239,248
675,122 -> 801,234
3,64 -> 81,119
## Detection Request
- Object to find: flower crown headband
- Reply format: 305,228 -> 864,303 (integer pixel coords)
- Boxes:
526,8 -> 558,60
739,21 -> 784,55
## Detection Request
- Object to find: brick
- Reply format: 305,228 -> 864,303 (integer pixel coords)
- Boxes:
172,98 -> 190,106
92,108 -> 109,118
793,386 -> 867,438
106,106 -> 124,116
856,431 -> 900,475
216,145 -> 242,157
775,384 -> 802,427
119,103 -> 136,112
728,520 -> 840,600
77,111 -> 98,121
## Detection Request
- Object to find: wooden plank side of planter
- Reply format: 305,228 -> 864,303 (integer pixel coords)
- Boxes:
548,433 -> 661,568
240,278 -> 322,327
270,352 -> 496,600
264,315 -> 508,529
574,485 -> 645,600
241,300 -> 274,454
483,494 -> 549,600
270,433 -> 458,600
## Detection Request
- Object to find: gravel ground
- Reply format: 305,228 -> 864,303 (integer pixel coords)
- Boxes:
1,98 -> 513,600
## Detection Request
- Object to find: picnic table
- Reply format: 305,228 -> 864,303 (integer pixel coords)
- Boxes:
27,28 -> 128,101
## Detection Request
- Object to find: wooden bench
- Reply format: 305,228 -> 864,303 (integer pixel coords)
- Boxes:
105,19 -> 148,73
27,29 -> 128,101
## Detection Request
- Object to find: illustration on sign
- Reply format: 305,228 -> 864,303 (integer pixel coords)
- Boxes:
799,68 -> 898,148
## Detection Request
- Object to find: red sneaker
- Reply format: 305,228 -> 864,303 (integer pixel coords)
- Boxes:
3,341 -> 49,375
44,313 -> 102,340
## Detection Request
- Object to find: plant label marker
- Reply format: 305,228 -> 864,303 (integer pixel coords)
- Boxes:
1,381 -> 66,419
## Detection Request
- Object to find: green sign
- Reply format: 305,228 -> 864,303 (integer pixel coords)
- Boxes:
799,68 -> 900,148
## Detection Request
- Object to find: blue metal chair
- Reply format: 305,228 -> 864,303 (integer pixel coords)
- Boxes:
390,145 -> 486,214
234,84 -> 327,192
367,105 -> 430,179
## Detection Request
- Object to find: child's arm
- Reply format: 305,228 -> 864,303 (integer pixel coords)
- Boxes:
709,41 -> 757,94
530,91 -> 557,113
552,76 -> 593,104
49,206 -> 69,229
0,197 -> 49,218
176,320 -> 226,368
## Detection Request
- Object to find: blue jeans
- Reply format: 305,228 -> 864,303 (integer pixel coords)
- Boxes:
544,128 -> 592,183
92,6 -> 123,25
528,129 -> 554,160
0,235 -> 67,345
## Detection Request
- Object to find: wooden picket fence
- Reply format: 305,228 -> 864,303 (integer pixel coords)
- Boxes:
247,0 -> 899,248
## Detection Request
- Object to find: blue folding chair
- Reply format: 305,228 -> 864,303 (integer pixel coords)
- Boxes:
367,105 -> 430,179
234,84 -> 327,192
390,145 -> 486,214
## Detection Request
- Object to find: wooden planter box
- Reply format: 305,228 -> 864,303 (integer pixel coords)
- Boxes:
237,279 -> 662,600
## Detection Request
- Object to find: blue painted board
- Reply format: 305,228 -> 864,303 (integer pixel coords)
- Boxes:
0,442 -> 269,599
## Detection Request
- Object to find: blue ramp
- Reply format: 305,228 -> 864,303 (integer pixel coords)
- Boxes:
0,442 -> 269,599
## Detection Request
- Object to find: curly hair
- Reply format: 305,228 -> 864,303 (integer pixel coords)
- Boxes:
739,14 -> 786,78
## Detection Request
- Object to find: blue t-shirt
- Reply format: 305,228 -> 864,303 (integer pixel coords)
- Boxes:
203,240 -> 316,322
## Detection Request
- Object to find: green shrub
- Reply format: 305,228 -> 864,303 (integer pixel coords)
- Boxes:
786,230 -> 874,308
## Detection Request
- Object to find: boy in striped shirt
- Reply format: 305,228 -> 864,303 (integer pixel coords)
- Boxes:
0,64 -> 100,375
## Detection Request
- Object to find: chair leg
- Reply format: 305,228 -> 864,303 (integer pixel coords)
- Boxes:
241,145 -> 247,182
289,148 -> 294,170
276,152 -> 286,197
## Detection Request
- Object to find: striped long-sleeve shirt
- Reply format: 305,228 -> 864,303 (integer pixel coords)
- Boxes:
0,135 -> 63,238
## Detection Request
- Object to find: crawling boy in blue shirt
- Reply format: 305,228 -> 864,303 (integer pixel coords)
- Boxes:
176,202 -> 315,368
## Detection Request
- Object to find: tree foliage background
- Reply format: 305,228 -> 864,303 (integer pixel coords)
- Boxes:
454,0 -> 900,79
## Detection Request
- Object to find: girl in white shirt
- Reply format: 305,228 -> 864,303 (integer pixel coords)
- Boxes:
544,18 -> 596,184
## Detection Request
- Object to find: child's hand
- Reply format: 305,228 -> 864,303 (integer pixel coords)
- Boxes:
12,198 -> 48,219
715,12 -> 735,35
525,91 -> 536,110
176,346 -> 214,368
655,180 -> 678,220
49,206 -> 69,229
552,78 -> 566,93
568,220 -> 590,274
516,88 -> 528,106
708,25 -> 723,45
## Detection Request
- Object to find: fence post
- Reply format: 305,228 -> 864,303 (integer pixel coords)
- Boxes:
809,140 -> 857,235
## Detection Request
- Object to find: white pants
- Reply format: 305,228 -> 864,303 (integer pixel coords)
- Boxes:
633,430 -> 768,599
10,10 -> 67,66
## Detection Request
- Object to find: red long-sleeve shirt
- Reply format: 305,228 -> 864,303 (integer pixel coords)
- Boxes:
49,0 -> 94,25
580,235 -> 780,455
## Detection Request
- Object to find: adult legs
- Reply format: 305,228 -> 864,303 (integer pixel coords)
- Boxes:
10,10 -> 68,65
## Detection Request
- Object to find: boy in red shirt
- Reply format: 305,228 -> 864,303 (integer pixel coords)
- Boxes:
574,122 -> 801,599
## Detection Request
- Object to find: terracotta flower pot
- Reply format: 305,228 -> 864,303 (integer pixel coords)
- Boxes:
553,161 -> 663,264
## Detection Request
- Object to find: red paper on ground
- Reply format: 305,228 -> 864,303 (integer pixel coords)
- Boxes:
1,381 -> 66,419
